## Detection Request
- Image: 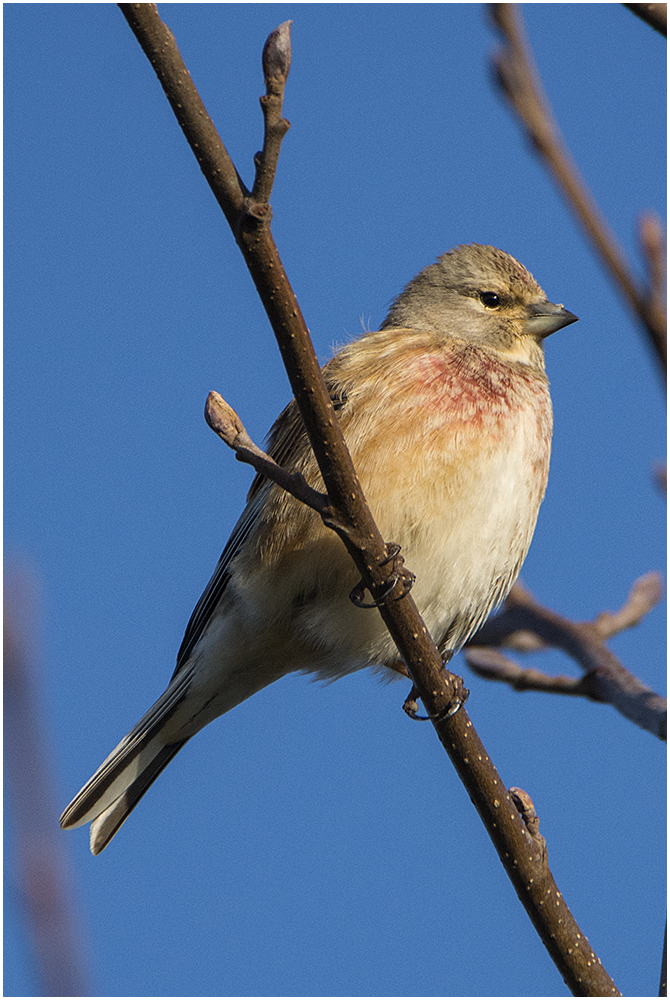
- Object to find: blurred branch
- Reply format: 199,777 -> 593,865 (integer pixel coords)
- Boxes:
638,212 -> 668,350
593,571 -> 664,637
466,577 -> 667,740
119,6 -> 621,994
624,3 -> 668,36
489,3 -> 667,375
5,565 -> 91,996
654,463 -> 667,494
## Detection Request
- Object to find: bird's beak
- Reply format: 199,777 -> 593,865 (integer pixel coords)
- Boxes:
523,300 -> 578,339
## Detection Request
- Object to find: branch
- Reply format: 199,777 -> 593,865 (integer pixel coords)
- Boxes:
638,212 -> 668,351
119,7 -> 622,994
5,566 -> 91,996
118,6 -> 397,584
593,571 -> 664,638
624,3 -> 668,35
660,921 -> 667,997
204,391 -> 332,519
489,3 -> 667,375
467,578 -> 666,740
252,21 -> 293,204
465,646 -> 595,697
118,1 -> 467,730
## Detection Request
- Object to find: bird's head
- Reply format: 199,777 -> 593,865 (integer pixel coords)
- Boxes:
381,244 -> 577,366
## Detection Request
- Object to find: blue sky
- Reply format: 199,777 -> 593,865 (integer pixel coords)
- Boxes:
5,4 -> 666,997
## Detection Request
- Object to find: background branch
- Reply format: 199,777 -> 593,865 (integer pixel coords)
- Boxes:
490,3 -> 667,375
119,5 -> 622,993
467,578 -> 666,740
624,3 -> 668,35
4,567 -> 91,996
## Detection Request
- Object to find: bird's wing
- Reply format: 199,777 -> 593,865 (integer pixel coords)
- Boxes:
174,376 -> 348,678
172,485 -> 269,677
247,377 -> 347,502
173,405 -> 306,678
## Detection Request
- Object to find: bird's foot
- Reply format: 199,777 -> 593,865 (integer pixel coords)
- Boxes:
402,669 -> 469,722
349,543 -> 415,608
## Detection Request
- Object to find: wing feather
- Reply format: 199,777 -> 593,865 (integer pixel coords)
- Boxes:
174,376 -> 349,677
173,488 -> 268,675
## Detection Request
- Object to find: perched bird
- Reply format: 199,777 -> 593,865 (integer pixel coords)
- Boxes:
60,244 -> 577,854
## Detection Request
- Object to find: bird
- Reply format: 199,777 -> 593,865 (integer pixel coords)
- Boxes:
60,243 -> 577,854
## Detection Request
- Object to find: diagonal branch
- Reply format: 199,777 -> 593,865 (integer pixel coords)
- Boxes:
489,3 -> 667,375
638,212 -> 668,352
118,3 -> 463,723
118,6 -> 622,994
623,3 -> 668,36
593,571 -> 664,639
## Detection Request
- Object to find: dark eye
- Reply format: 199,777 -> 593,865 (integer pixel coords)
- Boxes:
479,291 -> 501,308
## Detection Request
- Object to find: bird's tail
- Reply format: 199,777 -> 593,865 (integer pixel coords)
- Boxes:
60,666 -> 195,855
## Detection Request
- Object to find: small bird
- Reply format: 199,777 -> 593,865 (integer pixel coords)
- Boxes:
61,244 -> 577,854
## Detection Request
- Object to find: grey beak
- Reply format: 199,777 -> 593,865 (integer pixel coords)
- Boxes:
523,300 -> 578,339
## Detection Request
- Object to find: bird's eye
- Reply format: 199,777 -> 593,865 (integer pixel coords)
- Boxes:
479,292 -> 501,308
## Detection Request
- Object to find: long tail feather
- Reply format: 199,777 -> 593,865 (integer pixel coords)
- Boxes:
89,739 -> 189,854
60,666 -> 195,851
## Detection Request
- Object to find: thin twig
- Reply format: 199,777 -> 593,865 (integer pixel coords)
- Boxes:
467,579 -> 666,740
465,646 -> 594,697
593,571 -> 664,639
118,7 -> 622,994
204,390 -> 332,519
490,3 -> 667,374
638,212 -> 668,350
624,3 -> 668,36
252,21 -> 293,204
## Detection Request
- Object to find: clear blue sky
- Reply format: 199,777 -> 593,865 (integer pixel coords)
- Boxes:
5,4 -> 666,997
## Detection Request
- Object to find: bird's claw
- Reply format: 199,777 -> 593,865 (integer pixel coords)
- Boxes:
402,677 -> 469,722
349,543 -> 415,609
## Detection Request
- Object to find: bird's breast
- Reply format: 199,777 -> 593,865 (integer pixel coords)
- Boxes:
346,341 -> 552,503
338,342 -> 553,653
